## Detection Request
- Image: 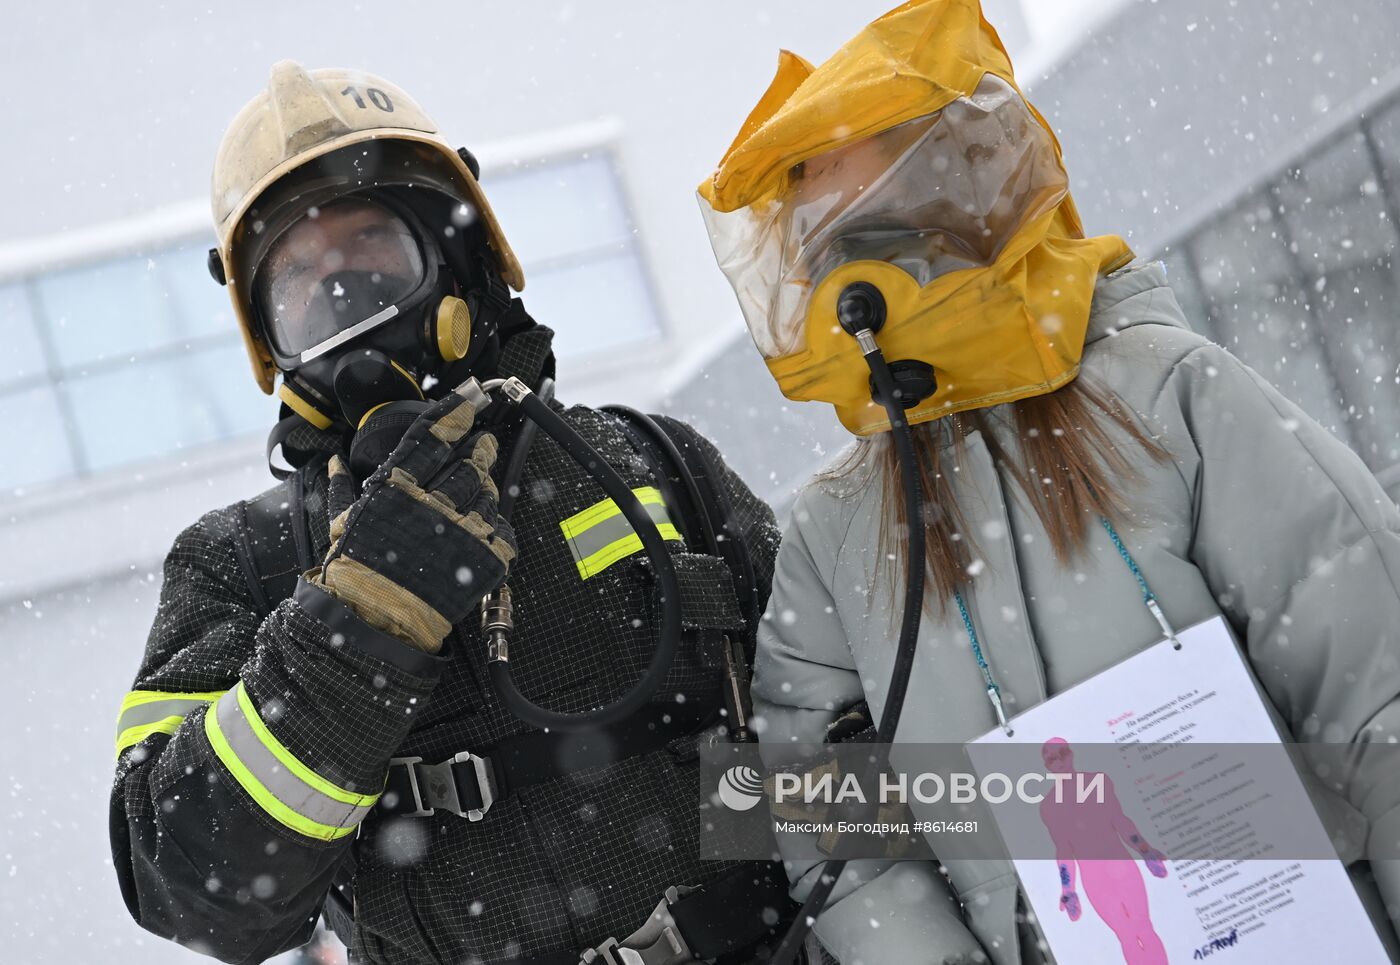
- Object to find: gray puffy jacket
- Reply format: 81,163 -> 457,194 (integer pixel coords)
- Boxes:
753,261 -> 1400,964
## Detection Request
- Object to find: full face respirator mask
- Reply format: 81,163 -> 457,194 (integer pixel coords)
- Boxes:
236,186 -> 503,480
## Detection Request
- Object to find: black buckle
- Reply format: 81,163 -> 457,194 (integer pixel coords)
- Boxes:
383,752 -> 497,821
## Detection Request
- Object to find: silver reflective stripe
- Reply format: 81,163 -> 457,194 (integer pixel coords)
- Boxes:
210,686 -> 375,838
565,500 -> 674,567
299,305 -> 400,363
116,697 -> 218,741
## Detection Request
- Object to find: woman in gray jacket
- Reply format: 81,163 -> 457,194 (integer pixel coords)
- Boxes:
697,1 -> 1400,962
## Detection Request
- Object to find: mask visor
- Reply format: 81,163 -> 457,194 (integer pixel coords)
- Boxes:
252,197 -> 427,362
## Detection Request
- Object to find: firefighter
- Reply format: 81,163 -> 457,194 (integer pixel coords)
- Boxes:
110,61 -> 788,965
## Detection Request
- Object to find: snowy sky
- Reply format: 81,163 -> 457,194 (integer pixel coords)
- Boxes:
1018,0 -> 1132,76
1022,0 -> 1121,38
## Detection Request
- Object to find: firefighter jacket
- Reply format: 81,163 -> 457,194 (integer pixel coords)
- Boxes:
109,328 -> 780,964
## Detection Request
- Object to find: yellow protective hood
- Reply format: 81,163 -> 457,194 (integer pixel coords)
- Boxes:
698,0 -> 1133,436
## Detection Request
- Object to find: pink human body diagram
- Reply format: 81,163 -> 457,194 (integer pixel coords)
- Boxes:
1040,738 -> 1169,965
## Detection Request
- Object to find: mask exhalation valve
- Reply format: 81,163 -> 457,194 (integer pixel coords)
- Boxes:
333,348 -> 430,481
870,359 -> 937,409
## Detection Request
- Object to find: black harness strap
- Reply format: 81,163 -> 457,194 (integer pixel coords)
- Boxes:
668,860 -> 797,960
602,406 -> 721,554
227,502 -> 273,617
233,469 -> 313,615
651,416 -> 762,659
288,468 -> 312,574
377,699 -> 716,819
497,862 -> 798,965
605,410 -> 761,652
594,409 -> 802,961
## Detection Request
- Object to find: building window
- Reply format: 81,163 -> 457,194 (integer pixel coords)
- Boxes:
0,140 -> 659,495
484,152 -> 663,362
25,245 -> 274,479
1156,89 -> 1400,471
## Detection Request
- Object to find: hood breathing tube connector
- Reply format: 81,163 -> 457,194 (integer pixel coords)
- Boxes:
769,283 -> 931,965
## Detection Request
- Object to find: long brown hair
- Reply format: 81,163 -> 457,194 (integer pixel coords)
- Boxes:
823,378 -> 1171,612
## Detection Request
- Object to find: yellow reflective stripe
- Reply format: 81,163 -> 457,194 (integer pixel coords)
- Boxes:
575,523 -> 682,579
115,718 -> 185,756
115,689 -> 226,759
232,684 -> 378,809
203,703 -> 355,842
120,689 -> 228,714
560,487 -> 681,579
560,487 -> 667,539
203,683 -> 375,842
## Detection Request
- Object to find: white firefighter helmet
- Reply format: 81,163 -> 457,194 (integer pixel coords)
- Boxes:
211,60 -> 524,394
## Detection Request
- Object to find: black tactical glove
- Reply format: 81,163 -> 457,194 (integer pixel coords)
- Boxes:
311,388 -> 517,653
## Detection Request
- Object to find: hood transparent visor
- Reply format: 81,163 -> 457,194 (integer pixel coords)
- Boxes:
702,75 -> 1069,359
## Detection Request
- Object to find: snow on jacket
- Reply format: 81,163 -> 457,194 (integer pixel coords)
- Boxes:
752,261 -> 1400,964
109,372 -> 780,965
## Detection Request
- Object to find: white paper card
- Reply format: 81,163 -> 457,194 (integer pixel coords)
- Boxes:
968,616 -> 1388,964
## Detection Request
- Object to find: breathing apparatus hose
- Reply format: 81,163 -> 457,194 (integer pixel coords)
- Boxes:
476,376 -> 683,732
769,334 -> 929,965
497,376 -> 554,520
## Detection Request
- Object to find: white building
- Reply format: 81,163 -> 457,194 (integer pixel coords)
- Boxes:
3,1 -> 1398,961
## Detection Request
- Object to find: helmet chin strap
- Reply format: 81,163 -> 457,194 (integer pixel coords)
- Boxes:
265,410 -> 346,479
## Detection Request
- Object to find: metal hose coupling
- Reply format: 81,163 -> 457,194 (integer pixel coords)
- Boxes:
481,586 -> 513,663
499,376 -> 532,403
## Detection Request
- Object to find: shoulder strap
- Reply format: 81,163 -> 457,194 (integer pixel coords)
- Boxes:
652,416 -> 762,649
602,406 -> 720,554
323,851 -> 357,948
230,469 -> 315,617
602,406 -> 758,742
623,411 -> 762,657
